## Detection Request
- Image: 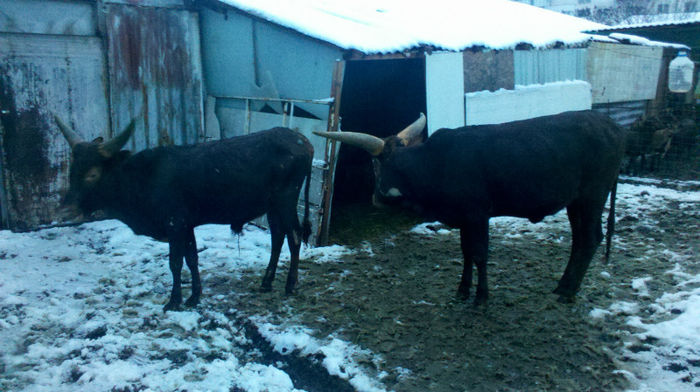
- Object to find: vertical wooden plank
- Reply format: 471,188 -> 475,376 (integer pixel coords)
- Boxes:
0,117 -> 10,228
318,60 -> 345,246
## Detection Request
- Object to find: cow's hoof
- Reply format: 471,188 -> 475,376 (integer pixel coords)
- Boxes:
456,289 -> 470,301
163,301 -> 182,312
556,294 -> 576,304
473,293 -> 488,307
285,286 -> 297,296
260,284 -> 273,293
184,296 -> 200,308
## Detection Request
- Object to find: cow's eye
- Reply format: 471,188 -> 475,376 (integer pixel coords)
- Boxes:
84,167 -> 102,184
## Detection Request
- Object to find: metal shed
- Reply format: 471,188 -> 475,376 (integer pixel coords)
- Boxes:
0,0 -> 687,245
195,0 -> 687,242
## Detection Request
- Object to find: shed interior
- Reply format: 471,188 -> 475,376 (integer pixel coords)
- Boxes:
329,58 -> 427,241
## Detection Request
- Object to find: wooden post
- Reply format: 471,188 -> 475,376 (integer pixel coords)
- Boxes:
317,60 -> 345,246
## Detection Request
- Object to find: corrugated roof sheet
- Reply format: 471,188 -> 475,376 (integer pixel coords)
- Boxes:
217,0 -> 609,54
598,12 -> 700,31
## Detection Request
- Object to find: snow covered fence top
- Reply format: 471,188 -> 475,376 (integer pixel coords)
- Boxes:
217,0 -> 610,54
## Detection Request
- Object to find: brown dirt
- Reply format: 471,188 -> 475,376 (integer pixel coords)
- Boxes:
222,181 -> 700,392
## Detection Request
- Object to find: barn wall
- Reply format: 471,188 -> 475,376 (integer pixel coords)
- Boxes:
0,0 -> 96,36
200,7 -> 343,120
0,33 -> 109,230
465,81 -> 592,125
464,50 -> 515,92
0,0 -> 205,231
514,48 -> 587,85
587,42 -> 663,104
104,4 -> 204,151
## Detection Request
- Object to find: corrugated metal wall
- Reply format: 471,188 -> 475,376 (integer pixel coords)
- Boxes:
0,0 -> 109,231
514,48 -> 587,86
593,101 -> 648,128
105,4 -> 204,151
0,0 -> 204,231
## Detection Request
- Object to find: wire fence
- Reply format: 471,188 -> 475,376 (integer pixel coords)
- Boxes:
621,103 -> 699,181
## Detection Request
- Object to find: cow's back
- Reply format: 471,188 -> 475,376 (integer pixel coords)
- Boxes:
420,111 -> 625,222
117,128 -> 313,232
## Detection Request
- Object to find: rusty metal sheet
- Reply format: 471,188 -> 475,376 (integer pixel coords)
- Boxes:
105,4 -> 204,151
0,33 -> 109,230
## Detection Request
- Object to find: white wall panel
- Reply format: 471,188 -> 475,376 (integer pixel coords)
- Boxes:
426,51 -> 465,134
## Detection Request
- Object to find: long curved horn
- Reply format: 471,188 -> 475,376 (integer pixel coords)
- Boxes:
53,113 -> 84,148
313,130 -> 385,156
396,113 -> 426,146
99,118 -> 136,157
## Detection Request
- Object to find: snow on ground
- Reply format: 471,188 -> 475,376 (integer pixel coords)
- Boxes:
1,178 -> 698,391
0,223 -> 382,392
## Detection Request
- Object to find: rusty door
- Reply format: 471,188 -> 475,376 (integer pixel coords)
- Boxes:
104,4 -> 204,151
0,34 -> 109,231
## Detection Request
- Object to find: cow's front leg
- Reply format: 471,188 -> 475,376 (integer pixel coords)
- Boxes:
183,228 -> 202,308
164,239 -> 185,312
458,219 -> 489,306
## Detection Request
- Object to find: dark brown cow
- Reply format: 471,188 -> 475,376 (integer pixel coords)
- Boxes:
316,110 -> 625,305
55,116 -> 313,311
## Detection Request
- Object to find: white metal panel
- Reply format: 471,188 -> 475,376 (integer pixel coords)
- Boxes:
426,52 -> 465,135
587,42 -> 663,104
465,81 -> 592,125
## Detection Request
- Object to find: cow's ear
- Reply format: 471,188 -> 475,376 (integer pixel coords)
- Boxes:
105,150 -> 131,168
114,150 -> 131,161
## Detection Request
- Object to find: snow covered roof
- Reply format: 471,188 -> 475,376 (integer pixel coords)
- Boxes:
603,12 -> 700,30
217,0 -> 609,54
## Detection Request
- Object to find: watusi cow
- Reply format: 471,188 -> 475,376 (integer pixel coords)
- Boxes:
315,110 -> 625,305
54,115 -> 313,311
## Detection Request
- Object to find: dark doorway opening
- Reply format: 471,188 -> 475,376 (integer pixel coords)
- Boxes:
329,58 -> 427,244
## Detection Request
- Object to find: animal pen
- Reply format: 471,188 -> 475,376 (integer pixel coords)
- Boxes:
0,0 -> 696,242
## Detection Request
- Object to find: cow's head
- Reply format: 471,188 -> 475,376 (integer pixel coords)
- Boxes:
54,114 -> 136,215
314,113 -> 426,206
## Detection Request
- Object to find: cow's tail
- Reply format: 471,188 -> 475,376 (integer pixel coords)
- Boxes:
301,160 -> 312,244
604,178 -> 618,264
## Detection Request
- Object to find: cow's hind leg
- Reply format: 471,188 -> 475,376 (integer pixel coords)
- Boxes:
554,200 -> 604,302
458,219 -> 489,306
280,204 -> 303,295
164,239 -> 185,312
261,212 -> 284,292
184,228 -> 202,308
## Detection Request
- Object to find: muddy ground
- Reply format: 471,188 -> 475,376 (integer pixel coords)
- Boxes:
219,179 -> 700,392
